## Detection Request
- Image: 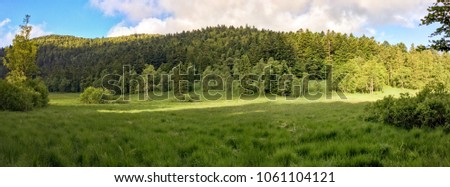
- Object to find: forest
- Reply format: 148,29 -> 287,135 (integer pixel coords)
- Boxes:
1,25 -> 449,94
1,2 -> 450,167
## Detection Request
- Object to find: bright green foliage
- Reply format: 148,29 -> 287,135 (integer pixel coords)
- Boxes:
252,58 -> 266,75
24,78 -> 49,108
240,54 -> 252,75
333,57 -> 386,93
0,15 -> 49,111
233,54 -> 252,76
0,78 -> 49,111
365,82 -> 450,129
0,25 -> 449,93
0,78 -> 48,112
80,87 -> 111,104
2,15 -> 38,84
361,57 -> 387,94
0,79 -> 34,111
333,57 -> 363,93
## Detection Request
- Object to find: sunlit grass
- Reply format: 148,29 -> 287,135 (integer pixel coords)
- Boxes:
1,87 -> 448,166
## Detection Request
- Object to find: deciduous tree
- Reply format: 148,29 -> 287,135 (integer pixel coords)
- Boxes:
2,15 -> 38,84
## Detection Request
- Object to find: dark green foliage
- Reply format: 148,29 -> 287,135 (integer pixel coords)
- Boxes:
365,83 -> 450,128
171,63 -> 195,96
26,27 -> 296,92
1,26 -> 449,94
1,26 -> 376,93
0,48 -> 6,79
0,15 -> 49,111
0,79 -> 33,111
421,2 -> 450,52
79,87 -> 111,104
24,78 -> 49,108
0,78 -> 49,111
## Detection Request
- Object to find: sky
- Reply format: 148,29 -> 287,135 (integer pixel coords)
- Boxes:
0,0 -> 439,48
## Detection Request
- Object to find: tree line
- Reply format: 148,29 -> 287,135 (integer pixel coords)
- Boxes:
0,25 -> 449,94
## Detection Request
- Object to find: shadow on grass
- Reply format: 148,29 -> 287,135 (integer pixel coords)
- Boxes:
1,100 -> 449,166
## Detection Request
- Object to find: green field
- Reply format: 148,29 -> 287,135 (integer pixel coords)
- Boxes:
0,88 -> 449,166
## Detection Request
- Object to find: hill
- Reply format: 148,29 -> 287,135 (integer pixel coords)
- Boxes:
1,25 -> 449,93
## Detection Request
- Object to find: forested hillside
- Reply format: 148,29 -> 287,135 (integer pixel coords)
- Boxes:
1,25 -> 449,93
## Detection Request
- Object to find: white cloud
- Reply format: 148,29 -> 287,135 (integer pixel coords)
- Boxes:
0,18 -> 11,28
92,0 -> 431,37
90,0 -> 165,22
365,27 -> 377,36
0,32 -> 14,47
0,21 -> 51,47
29,23 -> 52,39
0,18 -> 12,47
108,18 -> 168,37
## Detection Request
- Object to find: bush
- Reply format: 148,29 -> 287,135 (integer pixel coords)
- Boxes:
80,87 -> 111,104
364,82 -> 450,129
24,78 -> 49,108
0,79 -> 34,111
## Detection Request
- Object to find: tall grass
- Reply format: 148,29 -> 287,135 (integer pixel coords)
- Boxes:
0,89 -> 449,166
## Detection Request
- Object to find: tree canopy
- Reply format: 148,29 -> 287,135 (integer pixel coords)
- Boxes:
2,15 -> 38,84
0,25 -> 449,94
0,15 -> 49,111
421,2 -> 450,52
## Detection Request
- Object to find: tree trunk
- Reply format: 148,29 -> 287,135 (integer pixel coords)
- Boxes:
370,77 -> 374,94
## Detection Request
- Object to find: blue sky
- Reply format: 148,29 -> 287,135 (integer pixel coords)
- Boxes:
0,0 -> 438,48
0,0 -> 119,39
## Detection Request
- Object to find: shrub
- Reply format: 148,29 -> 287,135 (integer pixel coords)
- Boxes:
0,79 -> 34,111
24,78 -> 49,108
364,82 -> 450,129
80,87 -> 111,104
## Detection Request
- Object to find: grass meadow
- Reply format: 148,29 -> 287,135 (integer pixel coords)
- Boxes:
0,87 -> 449,166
